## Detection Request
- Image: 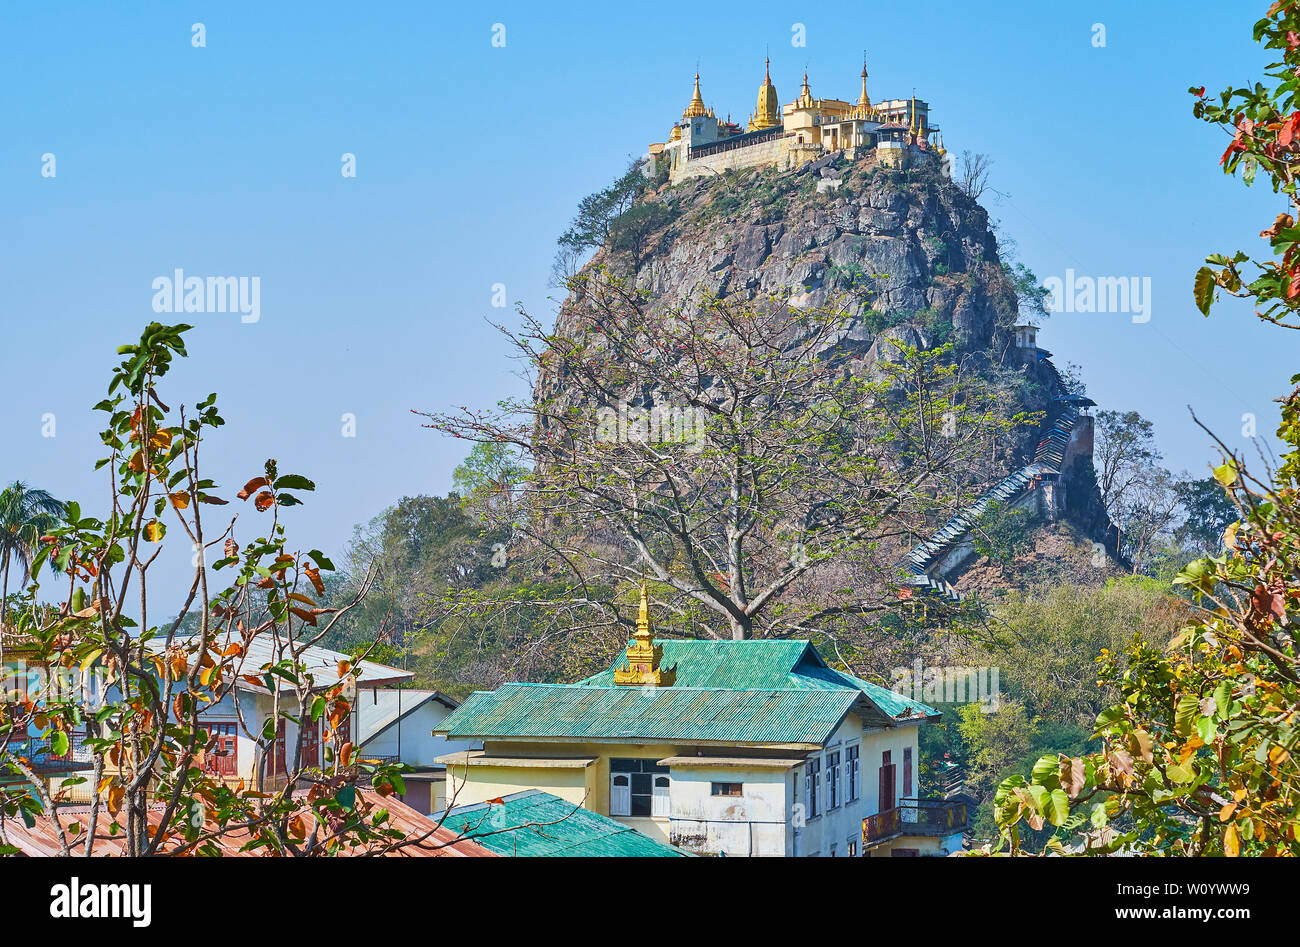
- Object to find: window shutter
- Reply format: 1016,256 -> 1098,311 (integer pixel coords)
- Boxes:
652,776 -> 670,817
610,774 -> 632,816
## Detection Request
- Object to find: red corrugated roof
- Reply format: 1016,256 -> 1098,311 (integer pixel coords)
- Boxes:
0,791 -> 495,857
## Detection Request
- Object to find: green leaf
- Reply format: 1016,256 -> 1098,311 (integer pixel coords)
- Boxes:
1047,789 -> 1070,827
273,474 -> 315,491
1196,715 -> 1217,744
307,550 -> 335,571
1213,460 -> 1239,487
1031,754 -> 1062,790
1165,761 -> 1195,784
1194,266 -> 1216,316
50,731 -> 69,757
1213,680 -> 1232,718
1175,693 -> 1200,736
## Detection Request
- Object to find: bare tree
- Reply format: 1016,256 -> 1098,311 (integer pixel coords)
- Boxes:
957,150 -> 993,201
417,272 -> 1028,646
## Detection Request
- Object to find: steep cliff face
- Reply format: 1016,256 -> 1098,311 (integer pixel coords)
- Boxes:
560,155 -> 1020,366
547,152 -> 1116,590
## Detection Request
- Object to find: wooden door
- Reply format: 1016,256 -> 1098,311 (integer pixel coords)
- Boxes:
879,750 -> 896,812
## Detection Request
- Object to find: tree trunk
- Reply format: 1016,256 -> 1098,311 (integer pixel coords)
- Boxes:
1,551 -> 9,629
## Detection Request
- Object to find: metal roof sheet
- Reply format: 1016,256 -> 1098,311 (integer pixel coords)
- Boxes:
437,639 -> 936,744
435,790 -> 684,857
146,634 -> 413,692
355,688 -> 456,744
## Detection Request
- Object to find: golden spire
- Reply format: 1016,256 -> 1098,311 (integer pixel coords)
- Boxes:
636,579 -> 652,636
857,57 -> 871,111
683,72 -> 709,119
613,580 -> 677,687
794,70 -> 815,110
748,56 -> 780,131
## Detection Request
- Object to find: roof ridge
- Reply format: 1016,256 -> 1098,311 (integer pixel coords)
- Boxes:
503,681 -> 860,692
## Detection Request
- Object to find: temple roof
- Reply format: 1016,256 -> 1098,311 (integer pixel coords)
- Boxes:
436,639 -> 937,746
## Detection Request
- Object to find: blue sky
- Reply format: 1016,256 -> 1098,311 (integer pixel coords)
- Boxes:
0,1 -> 1290,612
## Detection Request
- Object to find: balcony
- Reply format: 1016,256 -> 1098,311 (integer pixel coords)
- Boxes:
862,797 -> 970,847
898,797 -> 970,836
862,807 -> 902,845
3,736 -> 89,775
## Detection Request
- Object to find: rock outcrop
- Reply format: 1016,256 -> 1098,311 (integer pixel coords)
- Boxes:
545,152 -> 1117,595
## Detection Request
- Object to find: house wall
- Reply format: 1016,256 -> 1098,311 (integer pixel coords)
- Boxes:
791,718 -> 924,857
442,758 -> 597,812
663,764 -> 789,856
450,740 -> 680,843
455,718 -> 929,856
360,699 -> 478,766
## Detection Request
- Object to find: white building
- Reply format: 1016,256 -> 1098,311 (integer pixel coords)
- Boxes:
435,598 -> 968,857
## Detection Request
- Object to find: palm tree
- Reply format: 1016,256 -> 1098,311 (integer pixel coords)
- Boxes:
0,481 -> 65,628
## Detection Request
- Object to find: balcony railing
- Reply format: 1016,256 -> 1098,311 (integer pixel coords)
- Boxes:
898,797 -> 970,836
862,807 -> 902,844
2,736 -> 88,775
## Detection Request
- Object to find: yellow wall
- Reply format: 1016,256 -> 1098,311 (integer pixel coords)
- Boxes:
445,740 -> 694,842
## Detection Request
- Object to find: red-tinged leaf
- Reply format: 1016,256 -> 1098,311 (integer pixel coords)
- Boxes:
303,565 -> 325,596
1261,212 -> 1295,238
1252,584 -> 1287,620
254,491 -> 275,511
1060,756 -> 1087,798
237,477 -> 269,500
1108,749 -> 1135,778
1279,112 -> 1300,148
289,607 -> 318,626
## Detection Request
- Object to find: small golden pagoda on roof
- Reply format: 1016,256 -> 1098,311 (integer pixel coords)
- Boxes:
747,57 -> 781,131
613,581 -> 677,687
682,72 -> 709,119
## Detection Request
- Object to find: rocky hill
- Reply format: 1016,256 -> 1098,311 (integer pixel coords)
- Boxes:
547,152 -> 1117,598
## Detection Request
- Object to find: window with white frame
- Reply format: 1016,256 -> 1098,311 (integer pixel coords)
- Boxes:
805,756 -> 821,818
825,750 -> 841,809
610,773 -> 632,816
846,744 -> 860,802
609,758 -> 670,817
652,774 -> 670,817
847,839 -> 858,857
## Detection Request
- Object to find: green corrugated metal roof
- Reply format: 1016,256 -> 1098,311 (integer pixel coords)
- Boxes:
436,790 -> 685,857
442,682 -> 861,744
580,638 -> 938,718
436,639 -> 937,744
